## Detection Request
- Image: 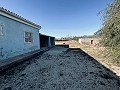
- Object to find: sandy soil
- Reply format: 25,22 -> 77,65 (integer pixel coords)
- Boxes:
0,46 -> 120,90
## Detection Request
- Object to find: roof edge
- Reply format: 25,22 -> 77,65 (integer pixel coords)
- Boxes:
40,33 -> 55,38
0,7 -> 41,30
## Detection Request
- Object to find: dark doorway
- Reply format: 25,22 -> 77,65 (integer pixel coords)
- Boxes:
91,40 -> 93,44
40,34 -> 49,48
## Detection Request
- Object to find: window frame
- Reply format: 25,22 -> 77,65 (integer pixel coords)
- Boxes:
24,31 -> 33,43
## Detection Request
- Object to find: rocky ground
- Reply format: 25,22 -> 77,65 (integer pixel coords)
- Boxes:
0,46 -> 120,90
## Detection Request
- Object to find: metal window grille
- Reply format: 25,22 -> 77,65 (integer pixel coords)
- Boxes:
24,32 -> 33,43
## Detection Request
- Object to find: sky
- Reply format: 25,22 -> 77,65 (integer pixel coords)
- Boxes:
0,0 -> 113,38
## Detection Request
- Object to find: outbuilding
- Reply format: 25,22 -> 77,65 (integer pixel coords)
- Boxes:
40,34 -> 55,48
78,37 -> 100,46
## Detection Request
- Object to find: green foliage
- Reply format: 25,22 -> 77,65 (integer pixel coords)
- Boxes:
97,0 -> 120,63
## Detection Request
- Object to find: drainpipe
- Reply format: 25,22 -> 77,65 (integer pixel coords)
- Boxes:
0,48 -> 3,57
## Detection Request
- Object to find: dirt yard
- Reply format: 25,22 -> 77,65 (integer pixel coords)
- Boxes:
56,40 -> 120,76
0,46 -> 120,90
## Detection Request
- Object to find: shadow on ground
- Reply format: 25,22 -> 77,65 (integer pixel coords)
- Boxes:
57,44 -> 120,86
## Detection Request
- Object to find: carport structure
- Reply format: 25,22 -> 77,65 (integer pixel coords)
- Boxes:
39,34 -> 55,48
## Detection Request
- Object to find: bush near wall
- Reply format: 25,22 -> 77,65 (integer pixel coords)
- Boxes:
96,0 -> 120,64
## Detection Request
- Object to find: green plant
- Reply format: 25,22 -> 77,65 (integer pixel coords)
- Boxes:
96,0 -> 120,63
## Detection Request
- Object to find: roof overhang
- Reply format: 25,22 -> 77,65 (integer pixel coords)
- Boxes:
0,7 -> 41,30
40,33 -> 55,38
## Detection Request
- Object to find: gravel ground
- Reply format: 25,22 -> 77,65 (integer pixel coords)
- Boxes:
0,46 -> 120,90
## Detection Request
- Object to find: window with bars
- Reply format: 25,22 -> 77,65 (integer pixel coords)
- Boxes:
24,32 -> 33,43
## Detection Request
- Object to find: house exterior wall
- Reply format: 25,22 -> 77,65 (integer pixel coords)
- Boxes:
0,15 -> 40,60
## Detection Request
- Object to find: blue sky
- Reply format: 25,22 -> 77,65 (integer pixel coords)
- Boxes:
0,0 -> 113,38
